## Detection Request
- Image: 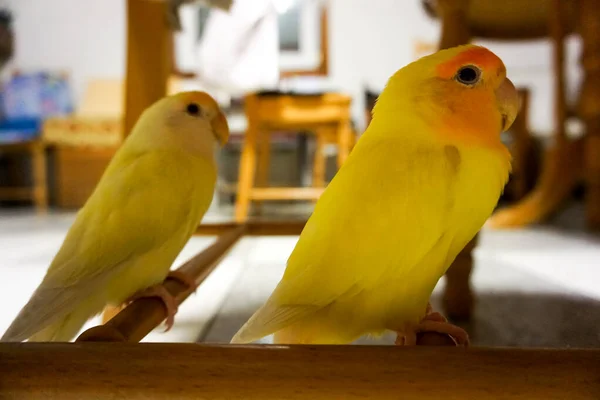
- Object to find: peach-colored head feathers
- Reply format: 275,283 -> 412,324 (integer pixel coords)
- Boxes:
172,91 -> 229,146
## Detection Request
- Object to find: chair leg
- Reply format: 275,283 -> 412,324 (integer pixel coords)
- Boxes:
443,235 -> 476,321
313,131 -> 327,188
255,133 -> 271,214
31,142 -> 48,214
436,0 -> 471,49
336,120 -> 352,169
235,123 -> 259,223
579,0 -> 600,230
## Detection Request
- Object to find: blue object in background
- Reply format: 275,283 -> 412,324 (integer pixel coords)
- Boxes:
0,118 -> 41,143
39,73 -> 73,117
3,73 -> 44,120
0,72 -> 73,143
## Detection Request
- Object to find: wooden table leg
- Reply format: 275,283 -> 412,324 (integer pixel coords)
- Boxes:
578,0 -> 600,231
336,120 -> 352,168
443,236 -> 476,321
31,142 -> 48,214
235,97 -> 259,223
312,129 -> 327,188
123,0 -> 171,137
255,132 -> 271,214
436,0 -> 471,50
489,0 -> 584,229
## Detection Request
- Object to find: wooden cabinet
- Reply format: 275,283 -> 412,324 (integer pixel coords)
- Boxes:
52,146 -> 116,209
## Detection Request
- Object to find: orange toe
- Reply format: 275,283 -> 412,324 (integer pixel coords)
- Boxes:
414,320 -> 470,346
126,285 -> 179,332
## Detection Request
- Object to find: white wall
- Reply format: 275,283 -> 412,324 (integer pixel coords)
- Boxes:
5,0 -> 126,104
3,0 -> 583,135
328,0 -> 583,135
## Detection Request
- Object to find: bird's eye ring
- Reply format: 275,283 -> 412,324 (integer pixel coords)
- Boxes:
186,103 -> 201,116
455,65 -> 481,86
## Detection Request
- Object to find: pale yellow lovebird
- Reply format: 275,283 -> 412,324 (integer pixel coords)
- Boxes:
231,45 -> 519,346
2,91 -> 229,342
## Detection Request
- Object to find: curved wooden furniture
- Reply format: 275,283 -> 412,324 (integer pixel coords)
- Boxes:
426,0 -> 600,322
486,0 -> 586,229
576,0 -> 600,229
424,0 -> 577,40
234,92 -> 353,222
428,0 -> 600,230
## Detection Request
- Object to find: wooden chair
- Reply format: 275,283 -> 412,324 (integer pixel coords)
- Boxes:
426,0 -> 600,231
421,0 -> 599,321
0,140 -> 47,212
503,89 -> 540,202
234,92 -> 353,222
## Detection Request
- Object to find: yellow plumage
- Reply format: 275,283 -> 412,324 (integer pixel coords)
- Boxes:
232,44 -> 519,344
2,91 -> 229,342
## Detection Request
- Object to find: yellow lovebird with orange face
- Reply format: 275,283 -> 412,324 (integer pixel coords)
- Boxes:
232,45 -> 519,345
2,91 -> 229,342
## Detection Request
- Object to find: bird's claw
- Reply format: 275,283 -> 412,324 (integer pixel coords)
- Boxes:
125,285 -> 178,332
395,304 -> 469,346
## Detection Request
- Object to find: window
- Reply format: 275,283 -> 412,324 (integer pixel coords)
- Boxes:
174,1 -> 322,73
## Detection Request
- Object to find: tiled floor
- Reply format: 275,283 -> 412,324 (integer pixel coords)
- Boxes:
1,205 -> 599,347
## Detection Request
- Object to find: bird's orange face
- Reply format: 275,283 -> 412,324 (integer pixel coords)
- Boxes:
176,91 -> 230,146
425,46 -> 520,150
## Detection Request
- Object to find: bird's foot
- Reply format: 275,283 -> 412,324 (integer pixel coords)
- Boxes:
166,270 -> 197,292
395,304 -> 469,346
125,285 -> 178,332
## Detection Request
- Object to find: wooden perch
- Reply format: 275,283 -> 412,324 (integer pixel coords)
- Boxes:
195,220 -> 306,236
79,221 -> 457,346
1,343 -> 599,399
76,225 -> 246,343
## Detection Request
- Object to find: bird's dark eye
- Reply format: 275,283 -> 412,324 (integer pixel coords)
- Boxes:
186,103 -> 201,116
455,65 -> 481,85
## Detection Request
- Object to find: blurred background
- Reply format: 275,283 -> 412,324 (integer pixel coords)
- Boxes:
0,0 -> 598,347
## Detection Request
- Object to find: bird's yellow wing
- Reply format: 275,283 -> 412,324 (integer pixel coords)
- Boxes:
232,136 -> 459,343
2,151 -> 215,341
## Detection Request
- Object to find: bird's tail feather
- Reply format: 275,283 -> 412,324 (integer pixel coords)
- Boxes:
28,307 -> 93,342
230,301 -> 319,344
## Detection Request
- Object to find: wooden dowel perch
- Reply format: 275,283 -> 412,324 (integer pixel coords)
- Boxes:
195,220 -> 307,236
76,226 -> 246,343
80,221 -> 458,346
1,343 -> 599,400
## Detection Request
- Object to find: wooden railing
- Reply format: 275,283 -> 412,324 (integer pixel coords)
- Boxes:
2,342 -> 599,400
0,221 -> 599,399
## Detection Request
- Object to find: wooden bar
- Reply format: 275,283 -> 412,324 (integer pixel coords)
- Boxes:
77,226 -> 246,342
195,221 -> 306,236
0,187 -> 34,199
250,187 -> 325,200
1,343 -> 598,399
